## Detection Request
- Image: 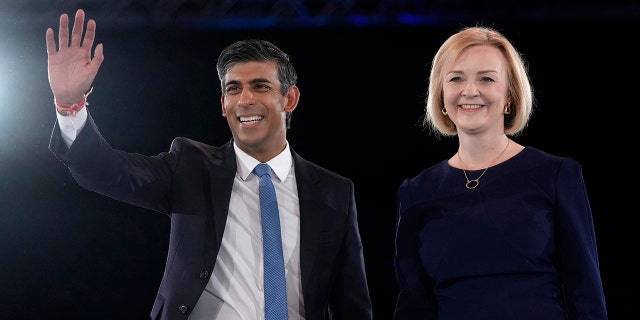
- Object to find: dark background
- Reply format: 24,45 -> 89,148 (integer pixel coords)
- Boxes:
1,1 -> 637,319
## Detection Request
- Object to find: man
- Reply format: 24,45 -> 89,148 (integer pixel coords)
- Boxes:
46,9 -> 372,320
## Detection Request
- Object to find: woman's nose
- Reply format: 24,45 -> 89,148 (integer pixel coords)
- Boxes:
462,82 -> 479,97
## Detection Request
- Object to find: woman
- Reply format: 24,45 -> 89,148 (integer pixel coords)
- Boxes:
394,26 -> 607,319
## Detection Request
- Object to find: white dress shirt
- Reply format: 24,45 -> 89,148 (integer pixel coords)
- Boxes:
189,142 -> 303,319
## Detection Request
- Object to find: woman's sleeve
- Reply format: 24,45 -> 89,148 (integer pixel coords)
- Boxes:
393,179 -> 438,319
554,159 -> 608,319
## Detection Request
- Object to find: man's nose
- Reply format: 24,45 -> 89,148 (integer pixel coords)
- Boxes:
238,89 -> 254,107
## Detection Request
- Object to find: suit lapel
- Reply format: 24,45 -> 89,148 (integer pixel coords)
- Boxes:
208,140 -> 237,259
292,150 -> 323,292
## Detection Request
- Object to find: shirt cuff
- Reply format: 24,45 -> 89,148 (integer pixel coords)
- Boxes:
56,107 -> 88,148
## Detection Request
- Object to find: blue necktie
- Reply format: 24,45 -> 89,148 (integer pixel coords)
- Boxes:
253,163 -> 288,320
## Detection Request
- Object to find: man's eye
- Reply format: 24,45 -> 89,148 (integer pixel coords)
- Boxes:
254,84 -> 270,91
226,87 -> 240,94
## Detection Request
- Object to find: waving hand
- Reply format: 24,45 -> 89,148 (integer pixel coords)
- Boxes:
45,9 -> 104,106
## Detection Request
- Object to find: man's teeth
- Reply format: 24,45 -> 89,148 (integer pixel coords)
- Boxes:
240,115 -> 263,122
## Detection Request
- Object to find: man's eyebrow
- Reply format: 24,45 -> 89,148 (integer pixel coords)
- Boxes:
249,78 -> 272,84
224,78 -> 272,87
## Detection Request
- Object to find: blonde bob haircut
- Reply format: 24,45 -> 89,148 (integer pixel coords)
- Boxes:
423,26 -> 534,137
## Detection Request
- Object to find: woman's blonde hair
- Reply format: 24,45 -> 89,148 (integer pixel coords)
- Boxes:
424,26 -> 534,137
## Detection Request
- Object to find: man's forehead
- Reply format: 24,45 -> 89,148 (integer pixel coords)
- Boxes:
226,61 -> 277,75
224,62 -> 280,85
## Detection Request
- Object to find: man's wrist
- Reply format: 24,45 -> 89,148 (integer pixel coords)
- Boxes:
54,87 -> 93,117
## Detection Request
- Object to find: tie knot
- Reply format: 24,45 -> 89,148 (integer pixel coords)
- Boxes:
254,163 -> 272,178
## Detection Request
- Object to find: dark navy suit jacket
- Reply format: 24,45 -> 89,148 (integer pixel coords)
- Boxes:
49,113 -> 372,320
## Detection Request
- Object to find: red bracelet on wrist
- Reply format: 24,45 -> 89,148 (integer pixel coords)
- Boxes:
54,87 -> 93,117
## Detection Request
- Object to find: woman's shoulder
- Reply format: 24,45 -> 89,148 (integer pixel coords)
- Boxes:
397,159 -> 453,206
519,146 -> 580,166
511,146 -> 584,182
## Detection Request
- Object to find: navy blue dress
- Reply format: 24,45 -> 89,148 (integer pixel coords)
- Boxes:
394,147 -> 607,319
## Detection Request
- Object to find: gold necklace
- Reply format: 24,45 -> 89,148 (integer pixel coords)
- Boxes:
457,139 -> 510,190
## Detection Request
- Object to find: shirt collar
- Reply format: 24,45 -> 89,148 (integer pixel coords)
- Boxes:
234,141 -> 293,182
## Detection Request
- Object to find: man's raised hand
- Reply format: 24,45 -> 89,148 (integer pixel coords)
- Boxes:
46,9 -> 104,106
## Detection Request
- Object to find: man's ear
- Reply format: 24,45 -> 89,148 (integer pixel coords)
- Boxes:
284,85 -> 300,113
221,94 -> 227,117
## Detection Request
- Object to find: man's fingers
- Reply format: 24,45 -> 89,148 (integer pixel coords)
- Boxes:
83,19 -> 97,50
70,9 -> 85,47
47,9 -> 102,63
58,13 -> 69,49
91,43 -> 105,69
45,28 -> 56,56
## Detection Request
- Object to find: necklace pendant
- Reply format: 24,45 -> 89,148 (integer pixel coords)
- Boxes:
465,179 -> 480,189
458,139 -> 511,190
